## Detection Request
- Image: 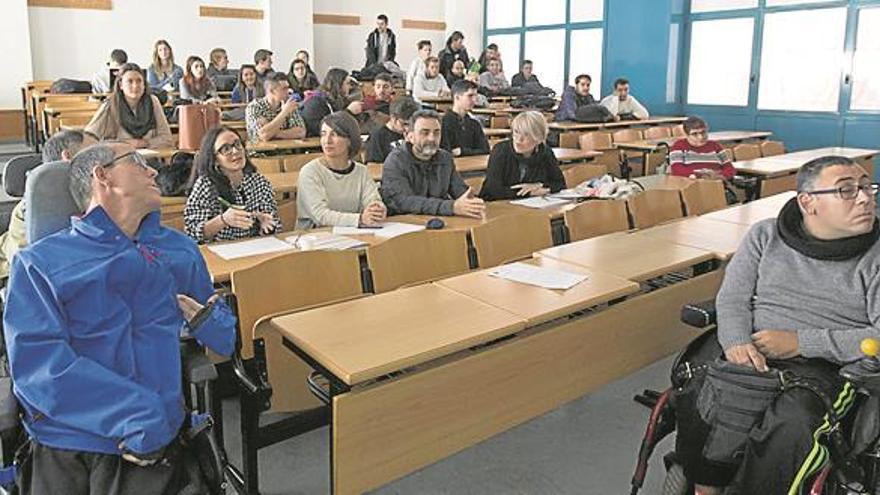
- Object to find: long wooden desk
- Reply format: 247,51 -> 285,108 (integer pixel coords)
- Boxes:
703,191 -> 795,226
548,116 -> 687,132
628,216 -> 752,261
248,137 -> 323,153
615,131 -> 773,152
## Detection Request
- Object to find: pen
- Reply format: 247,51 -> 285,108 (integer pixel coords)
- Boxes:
218,197 -> 246,211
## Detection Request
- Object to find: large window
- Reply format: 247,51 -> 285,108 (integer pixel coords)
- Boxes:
525,0 -> 566,26
691,0 -> 757,13
851,7 -> 880,111
757,7 -> 847,112
487,33 -> 522,83
569,0 -> 604,23
568,29 -> 603,99
686,18 -> 754,106
525,30 -> 567,93
486,0 -> 522,29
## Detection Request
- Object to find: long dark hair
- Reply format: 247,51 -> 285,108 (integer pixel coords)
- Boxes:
236,64 -> 257,88
183,56 -> 211,95
288,59 -> 318,94
319,68 -> 351,110
192,126 -> 256,203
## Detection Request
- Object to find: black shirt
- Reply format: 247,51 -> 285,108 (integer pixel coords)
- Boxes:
440,110 -> 489,157
365,125 -> 403,163
479,140 -> 565,201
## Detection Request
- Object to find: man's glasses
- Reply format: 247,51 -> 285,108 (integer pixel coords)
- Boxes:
803,183 -> 880,201
215,140 -> 244,156
102,151 -> 151,170
688,130 -> 708,137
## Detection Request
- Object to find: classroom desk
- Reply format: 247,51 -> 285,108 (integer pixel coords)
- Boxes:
535,232 -> 715,282
628,216 -> 752,260
483,128 -> 512,138
702,191 -> 795,226
548,116 -> 687,132
632,174 -> 695,191
436,257 -> 640,326
248,137 -> 323,153
615,131 -> 773,152
772,147 -> 879,164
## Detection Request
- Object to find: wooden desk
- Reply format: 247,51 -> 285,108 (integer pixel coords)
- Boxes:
249,137 -> 322,153
734,157 -> 802,177
548,116 -> 687,132
616,131 -> 773,152
535,232 -> 715,282
419,95 -> 452,104
436,257 -> 639,326
554,148 -> 602,163
773,147 -> 879,163
633,174 -> 694,191
628,216 -> 751,260
271,283 -> 527,385
703,191 -> 795,226
483,128 -> 512,138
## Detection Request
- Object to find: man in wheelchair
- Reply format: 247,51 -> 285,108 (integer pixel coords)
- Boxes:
676,155 -> 880,495
2,142 -> 236,494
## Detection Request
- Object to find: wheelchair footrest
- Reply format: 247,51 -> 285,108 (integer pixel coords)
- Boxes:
0,464 -> 15,490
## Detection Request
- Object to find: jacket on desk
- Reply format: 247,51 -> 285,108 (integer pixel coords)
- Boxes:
480,140 -> 565,200
3,207 -> 236,456
379,143 -> 468,216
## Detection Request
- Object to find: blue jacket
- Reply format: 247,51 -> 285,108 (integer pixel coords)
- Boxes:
554,85 -> 597,122
147,64 -> 183,91
3,207 -> 235,456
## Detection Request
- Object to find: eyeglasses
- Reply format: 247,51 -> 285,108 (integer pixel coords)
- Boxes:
215,140 -> 244,156
102,151 -> 151,170
688,130 -> 708,137
803,182 -> 880,200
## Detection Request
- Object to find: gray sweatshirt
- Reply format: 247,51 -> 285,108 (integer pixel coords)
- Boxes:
379,144 -> 468,216
716,218 -> 880,364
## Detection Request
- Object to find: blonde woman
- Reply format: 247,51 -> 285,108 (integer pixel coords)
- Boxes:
146,39 -> 183,91
480,110 -> 564,200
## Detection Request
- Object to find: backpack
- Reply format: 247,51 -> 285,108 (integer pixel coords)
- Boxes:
156,152 -> 195,197
510,95 -> 557,111
49,79 -> 92,94
574,104 -> 614,123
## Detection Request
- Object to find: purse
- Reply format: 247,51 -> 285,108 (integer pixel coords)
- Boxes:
178,104 -> 221,151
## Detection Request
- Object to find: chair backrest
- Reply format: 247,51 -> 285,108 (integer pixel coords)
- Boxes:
490,115 -> 510,129
626,189 -> 685,229
760,140 -> 785,157
283,153 -> 321,172
733,143 -> 761,161
276,198 -> 297,233
611,128 -> 643,144
559,132 -> 580,149
471,213 -> 553,268
464,176 -> 484,196
563,200 -> 630,241
644,150 -> 668,176
4,154 -> 43,197
578,131 -> 614,151
643,126 -> 671,140
671,125 -> 686,137
563,163 -> 607,188
366,229 -> 470,293
24,161 -> 79,244
680,180 -> 728,216
251,157 -> 283,174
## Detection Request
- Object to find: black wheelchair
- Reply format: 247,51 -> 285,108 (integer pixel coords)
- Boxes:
629,301 -> 880,495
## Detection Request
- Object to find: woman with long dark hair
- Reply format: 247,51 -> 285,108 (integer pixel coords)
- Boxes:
287,58 -> 320,101
179,56 -> 219,103
184,126 -> 280,243
298,68 -> 364,136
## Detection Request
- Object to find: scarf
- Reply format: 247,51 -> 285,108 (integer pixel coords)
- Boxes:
115,91 -> 156,139
776,197 -> 879,261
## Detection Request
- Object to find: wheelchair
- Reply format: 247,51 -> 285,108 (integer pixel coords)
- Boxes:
629,301 -> 880,495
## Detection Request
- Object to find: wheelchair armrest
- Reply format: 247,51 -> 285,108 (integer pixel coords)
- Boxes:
731,175 -> 758,190
681,300 -> 716,328
180,339 -> 218,385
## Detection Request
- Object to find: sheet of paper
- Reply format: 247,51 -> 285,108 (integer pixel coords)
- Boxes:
285,233 -> 368,251
549,189 -> 588,200
489,262 -> 588,290
509,196 -> 573,209
332,222 -> 425,238
206,237 -> 295,260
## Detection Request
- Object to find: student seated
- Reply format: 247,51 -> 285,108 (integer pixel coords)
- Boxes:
365,14 -> 397,67
253,49 -> 275,85
600,77 -> 649,120
299,68 -> 364,137
478,59 -> 509,94
244,72 -> 306,143
179,56 -> 219,103
365,96 -> 420,163
85,63 -> 173,149
295,50 -> 321,85
441,80 -> 489,157
438,31 -> 471,81
511,60 -> 543,88
669,116 -> 735,180
677,156 -> 880,495
146,39 -> 183,92
91,48 -> 127,94
480,110 -> 565,200
380,109 -> 484,218
406,40 -> 432,93
206,47 -> 237,90
412,56 -> 450,103
4,142 -> 235,494
0,129 -> 96,281
296,112 -> 386,230
287,58 -> 320,101
446,59 -> 467,87
230,64 -> 264,104
184,126 -> 281,243
555,74 -> 597,122
477,43 -> 500,73
363,72 -> 394,115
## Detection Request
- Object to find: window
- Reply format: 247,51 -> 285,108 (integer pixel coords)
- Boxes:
524,29 -> 567,93
568,29 -> 603,99
690,0 -> 757,13
667,23 -> 680,104
757,7 -> 847,112
487,33 -> 522,81
487,0 -> 522,29
765,0 -> 835,7
525,0 -> 566,26
687,17 -> 754,106
570,0 -> 604,23
851,7 -> 880,111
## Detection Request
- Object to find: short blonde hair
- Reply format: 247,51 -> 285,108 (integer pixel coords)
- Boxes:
511,110 -> 547,143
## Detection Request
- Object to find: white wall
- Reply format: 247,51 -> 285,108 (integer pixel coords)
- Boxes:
267,0 -> 313,73
1,1 -> 34,108
445,0 -> 484,60
27,0 -> 269,81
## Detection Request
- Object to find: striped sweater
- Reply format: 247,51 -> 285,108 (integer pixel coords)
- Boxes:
668,139 -> 736,179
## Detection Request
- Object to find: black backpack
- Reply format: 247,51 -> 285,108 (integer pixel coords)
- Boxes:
156,152 -> 195,197
49,79 -> 92,94
510,95 -> 557,111
574,104 -> 614,123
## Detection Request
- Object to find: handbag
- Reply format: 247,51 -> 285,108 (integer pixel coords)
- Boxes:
178,104 -> 221,151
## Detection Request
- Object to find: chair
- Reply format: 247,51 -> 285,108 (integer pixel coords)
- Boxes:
251,157 -> 283,174
276,198 -> 297,232
24,162 -> 79,244
490,115 -> 510,129
627,189 -> 685,229
464,176 -> 484,196
471,213 -> 553,268
732,143 -> 761,161
643,126 -> 671,140
366,229 -> 470,293
680,180 -> 728,216
644,150 -> 669,176
611,128 -> 643,144
563,200 -> 630,241
563,163 -> 607,188
579,132 -> 620,175
283,153 -> 321,172
4,154 -> 42,199
559,132 -> 580,149
760,140 -> 785,157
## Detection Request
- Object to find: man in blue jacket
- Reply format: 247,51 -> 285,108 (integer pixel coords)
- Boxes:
3,141 -> 236,494
554,73 -> 597,122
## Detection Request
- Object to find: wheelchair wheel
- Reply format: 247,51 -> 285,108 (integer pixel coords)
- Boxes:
662,462 -> 690,495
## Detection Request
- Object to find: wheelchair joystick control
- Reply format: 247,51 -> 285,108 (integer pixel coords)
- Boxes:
841,338 -> 880,388
861,338 -> 880,359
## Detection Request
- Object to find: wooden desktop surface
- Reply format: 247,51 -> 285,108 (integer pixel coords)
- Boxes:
436,257 -> 640,326
616,131 -> 773,151
633,174 -> 695,191
548,116 -> 687,131
702,191 -> 794,226
270,283 -> 527,385
628,216 -> 751,260
773,147 -> 879,163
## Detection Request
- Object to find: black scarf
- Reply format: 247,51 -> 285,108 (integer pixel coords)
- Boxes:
776,197 -> 879,261
115,91 -> 156,139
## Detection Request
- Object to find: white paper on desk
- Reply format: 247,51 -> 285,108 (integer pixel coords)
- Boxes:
549,189 -> 587,200
284,233 -> 367,251
206,237 -> 295,260
332,222 -> 425,238
489,262 -> 588,290
509,196 -> 573,209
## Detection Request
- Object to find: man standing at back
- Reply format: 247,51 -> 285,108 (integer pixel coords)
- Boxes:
365,14 -> 397,67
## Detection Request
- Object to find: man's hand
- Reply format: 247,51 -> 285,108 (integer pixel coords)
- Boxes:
724,343 -> 769,372
511,183 -> 550,197
119,442 -> 165,467
752,330 -> 800,360
281,99 -> 299,115
453,187 -> 485,218
452,147 -> 462,157
177,294 -> 204,322
347,101 -> 364,115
